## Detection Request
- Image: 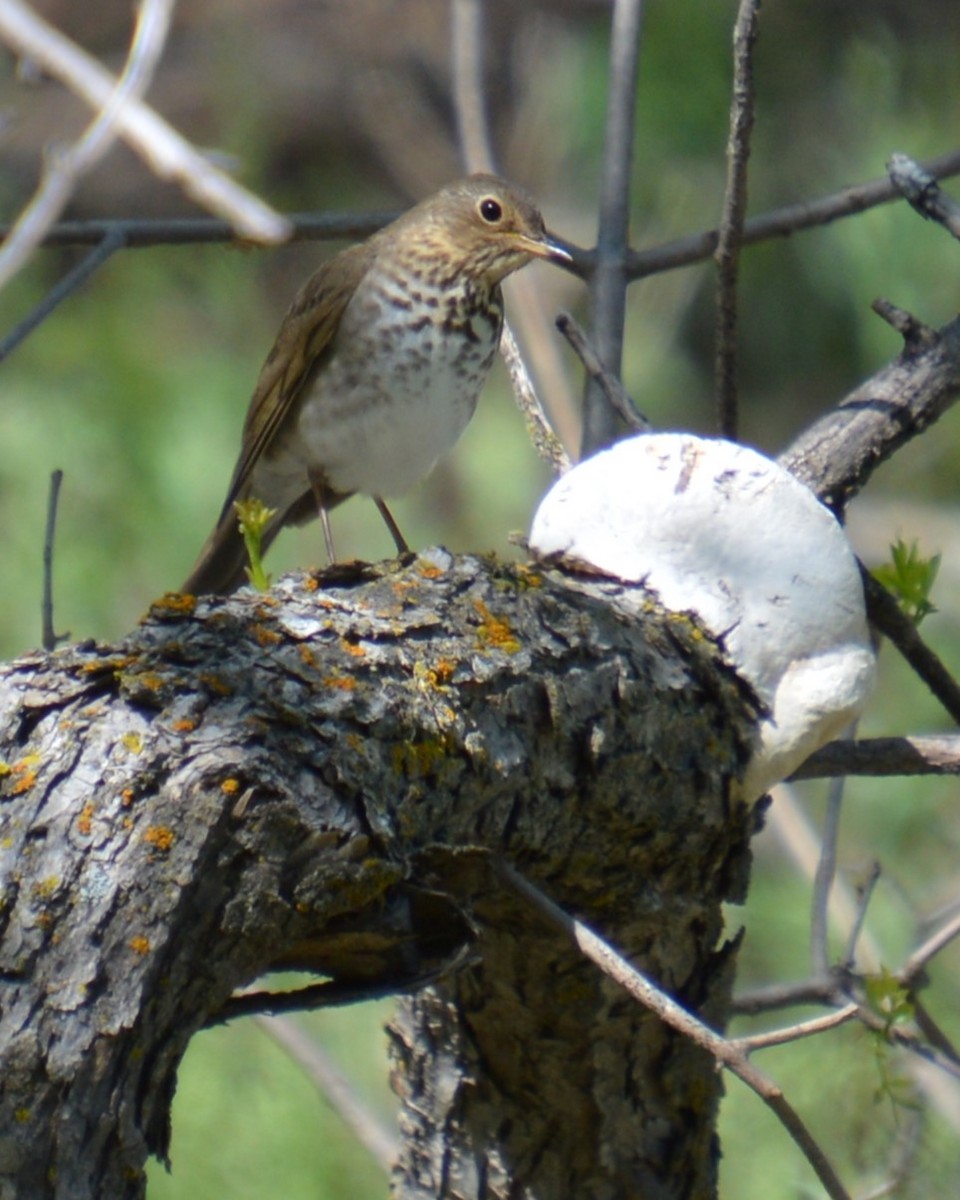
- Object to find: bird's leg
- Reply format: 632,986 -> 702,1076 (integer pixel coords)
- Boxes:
308,468 -> 337,564
374,497 -> 411,555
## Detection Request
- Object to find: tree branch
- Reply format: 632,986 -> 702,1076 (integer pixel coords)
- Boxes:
581,0 -> 646,456
714,0 -> 762,439
0,556 -> 759,1199
0,0 -> 175,290
0,0 -> 289,245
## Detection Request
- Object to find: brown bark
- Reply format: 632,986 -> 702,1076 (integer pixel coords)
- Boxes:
0,553 -> 758,1200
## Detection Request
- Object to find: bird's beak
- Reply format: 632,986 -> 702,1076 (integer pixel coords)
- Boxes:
514,231 -> 573,265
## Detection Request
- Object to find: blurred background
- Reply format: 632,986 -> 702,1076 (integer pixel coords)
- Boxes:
2,1 -> 959,1196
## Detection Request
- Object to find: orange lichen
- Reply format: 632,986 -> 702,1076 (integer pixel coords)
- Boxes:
143,826 -> 174,852
252,623 -> 282,647
121,788 -> 136,808
172,718 -> 198,734
302,576 -> 320,592
81,654 -> 135,675
199,672 -> 232,696
298,644 -> 317,668
340,638 -> 366,658
433,658 -> 457,683
148,592 -> 197,619
77,801 -> 95,837
323,674 -> 357,691
473,599 -> 521,654
129,935 -> 150,956
417,561 -> 446,580
220,778 -> 240,796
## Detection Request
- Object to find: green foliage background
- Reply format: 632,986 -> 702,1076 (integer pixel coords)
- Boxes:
2,2 -> 959,1196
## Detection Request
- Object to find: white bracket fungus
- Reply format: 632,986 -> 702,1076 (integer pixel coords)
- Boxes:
529,433 -> 876,801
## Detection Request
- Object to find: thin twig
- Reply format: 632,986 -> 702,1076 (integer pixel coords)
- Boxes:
254,1014 -> 397,1172
498,325 -> 571,475
0,0 -> 175,290
449,0 -> 577,464
451,0 -> 495,172
714,0 -> 762,439
581,0 -> 646,456
732,1005 -> 859,1053
860,569 -> 960,727
621,146 -> 960,281
555,311 -> 649,431
41,469 -> 67,651
791,734 -> 960,780
496,860 -> 853,1200
0,229 -> 126,363
0,211 -> 397,249
732,977 -> 838,1015
9,147 -> 960,274
811,750 -> 853,977
901,910 -> 960,986
842,862 -> 881,971
887,151 -> 960,242
0,0 -> 290,245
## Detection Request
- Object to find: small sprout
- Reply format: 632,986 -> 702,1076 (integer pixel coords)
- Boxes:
234,498 -> 277,592
864,966 -> 914,1034
872,538 -> 940,625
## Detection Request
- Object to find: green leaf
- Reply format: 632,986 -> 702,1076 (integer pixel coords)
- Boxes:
871,537 -> 940,625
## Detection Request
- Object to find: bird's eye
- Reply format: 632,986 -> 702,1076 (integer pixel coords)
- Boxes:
478,197 -> 503,223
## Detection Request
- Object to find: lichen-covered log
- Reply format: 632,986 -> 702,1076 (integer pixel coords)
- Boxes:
0,551 -> 759,1200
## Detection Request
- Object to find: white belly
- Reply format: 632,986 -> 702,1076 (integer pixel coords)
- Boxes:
259,276 -> 500,504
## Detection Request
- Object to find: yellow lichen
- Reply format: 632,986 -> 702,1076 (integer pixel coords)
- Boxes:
120,732 -> 142,755
220,778 -> 240,796
473,599 -> 521,654
392,738 -> 452,778
129,935 -> 150,956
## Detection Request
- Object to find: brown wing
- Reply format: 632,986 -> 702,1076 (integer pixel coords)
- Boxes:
216,240 -> 374,522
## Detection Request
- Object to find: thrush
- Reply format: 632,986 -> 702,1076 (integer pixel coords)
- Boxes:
181,173 -> 569,595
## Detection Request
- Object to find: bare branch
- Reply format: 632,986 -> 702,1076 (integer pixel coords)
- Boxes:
254,1015 -> 398,1172
451,0 -> 495,173
870,297 -> 937,348
0,0 -> 290,246
0,230 -> 125,362
714,0 -> 762,439
498,325 -> 571,475
581,0 -> 646,456
733,978 -> 837,1015
842,862 -> 881,971
0,0 -> 175,290
901,910 -> 960,986
888,151 -> 960,242
791,734 -> 960,780
555,311 -> 648,431
860,571 -> 960,727
497,860 -> 854,1200
732,1005 -> 859,1053
621,146 -> 960,281
449,0 -> 577,465
41,469 -> 67,652
811,743 -> 853,976
0,211 -> 397,249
